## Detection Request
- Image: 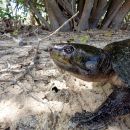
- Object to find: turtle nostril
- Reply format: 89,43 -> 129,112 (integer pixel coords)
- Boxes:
48,46 -> 53,52
44,46 -> 53,52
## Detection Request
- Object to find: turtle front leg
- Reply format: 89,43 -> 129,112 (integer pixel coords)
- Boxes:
70,88 -> 130,130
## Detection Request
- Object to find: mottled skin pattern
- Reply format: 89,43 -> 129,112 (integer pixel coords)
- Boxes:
49,39 -> 130,130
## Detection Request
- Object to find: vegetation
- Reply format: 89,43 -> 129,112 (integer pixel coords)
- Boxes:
0,0 -> 130,31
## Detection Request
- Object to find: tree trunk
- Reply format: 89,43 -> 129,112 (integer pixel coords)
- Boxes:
44,0 -> 60,30
89,0 -> 98,27
89,0 -> 108,28
56,0 -> 73,16
77,0 -> 95,31
111,0 -> 130,29
102,0 -> 125,29
71,0 -> 76,13
77,0 -> 85,19
45,0 -> 71,31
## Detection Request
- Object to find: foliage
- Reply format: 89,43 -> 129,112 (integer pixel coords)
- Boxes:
0,0 -> 28,21
125,12 -> 130,23
0,3 -> 11,18
67,35 -> 90,44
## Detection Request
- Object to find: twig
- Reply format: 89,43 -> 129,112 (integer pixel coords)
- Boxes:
0,79 -> 15,82
40,11 -> 79,41
4,33 -> 23,44
0,69 -> 24,74
35,11 -> 79,51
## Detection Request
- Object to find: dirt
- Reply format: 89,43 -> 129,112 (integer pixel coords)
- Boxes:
0,30 -> 130,130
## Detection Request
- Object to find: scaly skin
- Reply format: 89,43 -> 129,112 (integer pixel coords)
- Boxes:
49,43 -> 130,130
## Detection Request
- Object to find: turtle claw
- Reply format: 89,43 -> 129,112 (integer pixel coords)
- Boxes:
70,111 -> 93,123
70,111 -> 107,130
74,110 -> 92,117
68,121 -> 80,129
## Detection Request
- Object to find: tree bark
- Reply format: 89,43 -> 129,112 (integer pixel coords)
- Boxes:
56,0 -> 73,16
111,0 -> 130,29
71,0 -> 76,13
77,0 -> 85,18
46,0 -> 71,31
32,13 -> 41,25
89,0 -> 108,28
102,0 -> 125,29
77,0 -> 95,31
44,0 -> 59,30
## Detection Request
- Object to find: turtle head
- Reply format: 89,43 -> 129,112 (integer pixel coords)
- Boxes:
49,43 -> 106,81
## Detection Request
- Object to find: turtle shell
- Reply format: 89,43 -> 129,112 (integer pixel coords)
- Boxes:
104,39 -> 130,86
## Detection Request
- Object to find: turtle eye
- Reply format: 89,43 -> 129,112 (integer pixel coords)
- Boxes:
63,46 -> 74,54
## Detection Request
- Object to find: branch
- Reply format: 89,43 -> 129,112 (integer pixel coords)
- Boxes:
35,11 -> 79,52
40,11 -> 79,41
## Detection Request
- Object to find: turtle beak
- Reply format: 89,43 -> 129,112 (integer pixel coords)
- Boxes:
48,44 -> 64,55
43,45 -> 53,52
48,45 -> 57,55
48,45 -> 61,60
48,46 -> 53,52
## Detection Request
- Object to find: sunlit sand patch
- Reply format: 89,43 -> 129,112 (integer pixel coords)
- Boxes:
0,99 -> 21,129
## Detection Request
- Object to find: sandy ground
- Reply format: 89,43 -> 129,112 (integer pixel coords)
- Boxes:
0,30 -> 130,130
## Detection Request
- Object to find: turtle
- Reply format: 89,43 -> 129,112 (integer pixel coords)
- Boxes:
49,39 -> 130,130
